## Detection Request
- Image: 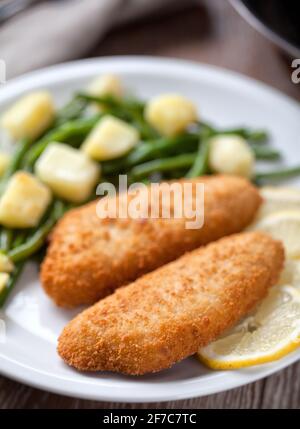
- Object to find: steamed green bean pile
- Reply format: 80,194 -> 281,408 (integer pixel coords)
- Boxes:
0,74 -> 298,307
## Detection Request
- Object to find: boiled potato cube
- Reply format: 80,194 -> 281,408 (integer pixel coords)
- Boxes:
81,115 -> 139,161
35,143 -> 100,203
0,272 -> 9,294
1,91 -> 55,140
145,94 -> 198,136
0,153 -> 10,177
209,135 -> 254,178
0,172 -> 52,228
0,254 -> 14,273
87,74 -> 123,98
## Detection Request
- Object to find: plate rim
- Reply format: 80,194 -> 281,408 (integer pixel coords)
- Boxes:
0,56 -> 300,403
1,346 -> 300,402
2,55 -> 300,108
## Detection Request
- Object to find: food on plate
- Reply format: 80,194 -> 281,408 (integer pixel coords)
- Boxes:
57,232 -> 284,375
198,284 -> 300,369
0,73 -> 297,308
35,142 -> 100,203
250,210 -> 300,259
81,115 -> 139,161
197,193 -> 300,371
41,175 -> 261,308
257,186 -> 300,219
0,153 -> 11,177
87,74 -> 123,98
1,91 -> 55,140
256,166 -> 300,183
0,254 -> 14,273
145,94 -> 198,136
0,272 -> 9,294
209,135 -> 254,178
0,171 -> 51,228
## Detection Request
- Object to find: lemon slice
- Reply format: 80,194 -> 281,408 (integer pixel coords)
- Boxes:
258,187 -> 300,219
198,285 -> 300,370
250,210 -> 300,259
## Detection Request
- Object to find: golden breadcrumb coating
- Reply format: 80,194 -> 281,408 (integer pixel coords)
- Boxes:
58,232 -> 284,375
41,175 -> 261,307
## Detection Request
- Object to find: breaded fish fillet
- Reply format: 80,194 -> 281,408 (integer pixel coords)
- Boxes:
58,232 -> 284,375
42,175 -> 261,308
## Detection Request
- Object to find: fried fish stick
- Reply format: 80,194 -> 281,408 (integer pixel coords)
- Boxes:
42,175 -> 261,308
58,232 -> 284,375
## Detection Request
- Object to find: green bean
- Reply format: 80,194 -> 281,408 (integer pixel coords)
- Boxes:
130,153 -> 196,180
53,199 -> 70,219
12,231 -> 27,249
221,128 -> 268,143
0,262 -> 25,308
186,139 -> 210,178
199,122 -> 269,143
196,122 -> 215,134
8,200 -> 65,264
0,228 -> 13,252
255,166 -> 300,182
129,135 -> 198,164
55,96 -> 87,125
0,201 -> 68,307
140,178 -> 151,185
251,145 -> 281,161
102,134 -> 199,175
22,115 -> 101,170
8,219 -> 54,263
77,93 -> 144,112
246,130 -> 269,143
131,116 -> 159,140
225,128 -> 268,143
165,169 -> 188,180
0,139 -> 31,190
77,93 -> 158,140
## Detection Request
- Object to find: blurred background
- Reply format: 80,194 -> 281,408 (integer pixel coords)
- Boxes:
0,0 -> 299,101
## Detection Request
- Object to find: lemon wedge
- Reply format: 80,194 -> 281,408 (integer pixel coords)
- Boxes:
250,210 -> 300,259
258,187 -> 300,219
198,285 -> 300,369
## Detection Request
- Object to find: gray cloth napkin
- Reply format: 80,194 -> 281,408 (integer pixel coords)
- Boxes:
0,0 -> 191,79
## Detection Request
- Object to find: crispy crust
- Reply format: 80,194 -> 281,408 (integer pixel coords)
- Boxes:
41,175 -> 262,307
58,232 -> 284,375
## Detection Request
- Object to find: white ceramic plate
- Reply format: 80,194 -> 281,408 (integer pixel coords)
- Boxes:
0,57 -> 300,403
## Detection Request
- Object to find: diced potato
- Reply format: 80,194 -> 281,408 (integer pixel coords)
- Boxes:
145,94 -> 198,136
0,172 -> 51,228
209,135 -> 254,178
81,115 -> 139,161
35,143 -> 100,203
87,74 -> 123,98
0,153 -> 10,177
0,272 -> 9,294
1,91 -> 55,140
0,254 -> 14,273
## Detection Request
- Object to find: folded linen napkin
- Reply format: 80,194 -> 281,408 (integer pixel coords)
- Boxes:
0,0 -> 193,78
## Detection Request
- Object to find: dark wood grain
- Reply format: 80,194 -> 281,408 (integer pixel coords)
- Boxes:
1,0 -> 300,409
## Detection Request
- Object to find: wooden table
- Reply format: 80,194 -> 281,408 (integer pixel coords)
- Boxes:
1,0 -> 300,409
